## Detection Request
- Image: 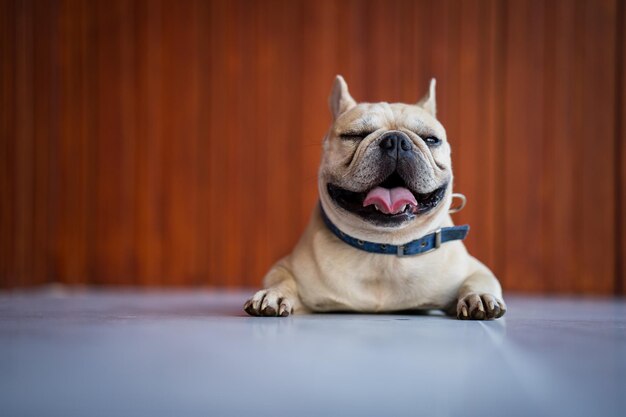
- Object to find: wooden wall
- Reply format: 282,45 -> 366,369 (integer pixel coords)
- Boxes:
1,0 -> 625,294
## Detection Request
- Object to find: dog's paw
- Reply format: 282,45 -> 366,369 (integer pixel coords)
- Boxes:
456,293 -> 506,320
243,289 -> 294,317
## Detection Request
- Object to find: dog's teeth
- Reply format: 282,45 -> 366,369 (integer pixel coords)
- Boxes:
374,204 -> 381,211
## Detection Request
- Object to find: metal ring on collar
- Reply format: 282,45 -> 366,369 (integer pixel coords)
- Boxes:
448,193 -> 467,214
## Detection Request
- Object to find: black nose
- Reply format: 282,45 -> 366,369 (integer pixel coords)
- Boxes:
379,132 -> 412,157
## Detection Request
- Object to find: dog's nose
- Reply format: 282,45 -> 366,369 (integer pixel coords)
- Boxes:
379,133 -> 412,157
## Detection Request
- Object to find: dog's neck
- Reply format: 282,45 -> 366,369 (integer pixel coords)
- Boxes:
317,195 -> 454,246
319,204 -> 469,256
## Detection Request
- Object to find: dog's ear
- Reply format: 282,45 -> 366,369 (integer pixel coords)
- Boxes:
417,78 -> 437,117
329,75 -> 356,119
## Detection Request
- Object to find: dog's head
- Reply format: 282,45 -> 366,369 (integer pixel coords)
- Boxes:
319,75 -> 453,244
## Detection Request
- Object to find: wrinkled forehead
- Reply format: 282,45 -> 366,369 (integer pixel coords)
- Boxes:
334,102 -> 446,138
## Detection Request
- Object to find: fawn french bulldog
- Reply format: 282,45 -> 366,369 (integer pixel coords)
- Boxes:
244,76 -> 505,320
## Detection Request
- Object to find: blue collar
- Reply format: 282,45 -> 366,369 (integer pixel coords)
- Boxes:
320,205 -> 470,257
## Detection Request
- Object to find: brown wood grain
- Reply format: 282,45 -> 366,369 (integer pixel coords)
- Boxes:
0,0 -> 13,285
615,2 -> 626,295
15,0 -> 33,287
542,0 -> 578,293
449,0 -> 499,273
0,0 -> 623,295
578,0 -> 617,294
134,0 -> 163,286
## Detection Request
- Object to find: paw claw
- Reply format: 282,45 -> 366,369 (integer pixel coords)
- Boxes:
459,305 -> 468,319
244,289 -> 294,317
243,300 -> 254,315
262,306 -> 277,316
472,308 -> 486,320
456,293 -> 506,321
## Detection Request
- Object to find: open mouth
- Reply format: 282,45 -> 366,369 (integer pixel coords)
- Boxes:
327,172 -> 447,226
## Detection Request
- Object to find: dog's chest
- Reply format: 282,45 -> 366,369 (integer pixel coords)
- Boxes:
297,237 -> 466,312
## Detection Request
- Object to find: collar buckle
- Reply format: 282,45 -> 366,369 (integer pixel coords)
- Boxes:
419,228 -> 442,255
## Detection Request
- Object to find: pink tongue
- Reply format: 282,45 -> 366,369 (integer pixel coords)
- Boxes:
363,186 -> 418,214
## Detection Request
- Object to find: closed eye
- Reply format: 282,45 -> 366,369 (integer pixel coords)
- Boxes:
339,131 -> 373,141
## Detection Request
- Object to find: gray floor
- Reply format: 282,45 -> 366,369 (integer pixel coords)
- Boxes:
0,289 -> 625,417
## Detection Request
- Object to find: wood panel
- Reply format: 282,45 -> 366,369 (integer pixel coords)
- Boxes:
501,0 -> 618,294
0,0 -> 623,294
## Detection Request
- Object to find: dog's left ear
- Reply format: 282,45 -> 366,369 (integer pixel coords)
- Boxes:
417,78 -> 437,117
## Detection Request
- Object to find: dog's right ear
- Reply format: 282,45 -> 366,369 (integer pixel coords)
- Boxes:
417,78 -> 437,117
329,75 -> 357,119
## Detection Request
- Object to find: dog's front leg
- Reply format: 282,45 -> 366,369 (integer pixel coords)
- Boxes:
243,261 -> 304,317
450,258 -> 506,320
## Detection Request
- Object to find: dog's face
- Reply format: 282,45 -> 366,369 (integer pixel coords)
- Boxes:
319,76 -> 453,241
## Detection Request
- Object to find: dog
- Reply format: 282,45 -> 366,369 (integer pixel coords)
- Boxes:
244,75 -> 505,320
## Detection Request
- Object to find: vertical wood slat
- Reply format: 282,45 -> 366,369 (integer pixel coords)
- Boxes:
206,0 -> 231,286
0,0 -> 6,281
160,0 -> 199,284
93,0 -> 135,284
265,0 -> 304,271
234,0 -> 254,286
57,0 -> 84,284
449,0 -> 499,272
15,0 -> 35,287
134,0 -> 164,286
193,0 -> 210,286
227,0 -> 250,285
2,0 -> 17,286
249,0 -> 273,284
31,0 -> 52,286
0,0 -> 624,295
542,0 -> 578,293
615,1 -> 626,295
578,0 -> 617,293
502,0 -> 546,292
300,0 -> 336,227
